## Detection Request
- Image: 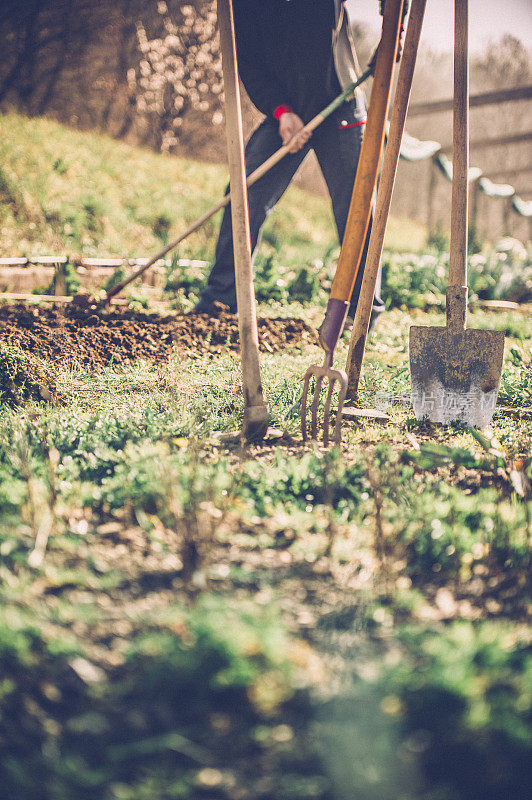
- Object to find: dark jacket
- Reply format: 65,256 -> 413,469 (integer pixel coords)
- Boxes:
234,0 -> 365,123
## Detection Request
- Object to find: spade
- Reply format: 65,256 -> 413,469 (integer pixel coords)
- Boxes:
409,0 -> 504,428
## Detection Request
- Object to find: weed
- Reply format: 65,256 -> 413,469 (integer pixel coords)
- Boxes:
164,255 -> 204,301
381,249 -> 532,311
254,255 -> 286,303
384,621 -> 532,800
0,112 -> 425,259
0,109 -> 531,800
427,220 -> 449,254
152,213 -> 171,244
288,266 -> 320,304
468,221 -> 484,254
82,197 -> 105,234
103,266 -> 127,292
0,342 -> 60,407
0,165 -> 19,212
0,597 -> 300,800
52,157 -> 68,174
41,259 -> 81,296
394,482 -> 530,577
497,346 -> 532,407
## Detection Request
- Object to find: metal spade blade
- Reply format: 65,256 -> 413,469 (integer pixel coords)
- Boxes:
409,288 -> 504,427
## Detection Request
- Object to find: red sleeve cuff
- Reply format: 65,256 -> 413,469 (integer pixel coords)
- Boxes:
274,104 -> 294,120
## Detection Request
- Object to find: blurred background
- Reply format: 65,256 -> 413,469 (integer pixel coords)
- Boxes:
0,0 -> 530,244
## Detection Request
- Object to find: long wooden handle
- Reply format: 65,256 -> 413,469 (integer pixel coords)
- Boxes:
218,0 -> 268,436
346,0 -> 427,399
330,0 -> 404,302
449,0 -> 469,288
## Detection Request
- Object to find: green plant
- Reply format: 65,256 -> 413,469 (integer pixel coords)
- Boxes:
381,251 -> 446,309
381,247 -> 532,310
82,196 -> 106,234
288,266 -> 320,303
0,343 -> 59,407
497,346 -> 532,407
0,597 -> 298,800
152,213 -> 171,244
103,266 -> 126,292
254,255 -> 286,303
164,255 -> 204,298
427,221 -> 449,254
394,482 -> 530,576
52,157 -> 68,174
386,622 -> 532,800
468,221 -> 483,255
40,260 -> 82,296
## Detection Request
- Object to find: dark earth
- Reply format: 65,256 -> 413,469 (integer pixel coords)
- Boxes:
0,299 -> 316,366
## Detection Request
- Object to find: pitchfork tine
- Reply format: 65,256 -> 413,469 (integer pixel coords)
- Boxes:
310,375 -> 324,439
301,352 -> 348,444
322,381 -> 335,447
323,371 -> 348,446
301,367 -> 313,441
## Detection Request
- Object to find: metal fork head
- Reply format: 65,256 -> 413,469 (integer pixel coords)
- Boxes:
301,355 -> 348,446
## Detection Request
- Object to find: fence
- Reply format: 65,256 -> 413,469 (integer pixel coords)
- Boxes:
0,257 -> 209,300
397,85 -> 532,236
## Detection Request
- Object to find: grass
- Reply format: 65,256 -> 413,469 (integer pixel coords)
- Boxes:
0,112 -> 427,263
1,303 -> 530,799
0,113 -> 531,800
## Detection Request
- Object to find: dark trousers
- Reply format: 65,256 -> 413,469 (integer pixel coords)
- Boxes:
200,100 -> 384,319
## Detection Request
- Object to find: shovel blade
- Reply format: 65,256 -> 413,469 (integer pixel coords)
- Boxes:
409,325 -> 504,427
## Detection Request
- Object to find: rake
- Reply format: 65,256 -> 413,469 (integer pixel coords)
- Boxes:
301,0 -> 405,446
100,72 -> 371,308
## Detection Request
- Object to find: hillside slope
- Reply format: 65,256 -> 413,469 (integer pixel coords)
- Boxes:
0,113 -> 426,264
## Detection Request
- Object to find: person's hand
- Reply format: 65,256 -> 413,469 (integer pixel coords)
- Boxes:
279,112 -> 311,153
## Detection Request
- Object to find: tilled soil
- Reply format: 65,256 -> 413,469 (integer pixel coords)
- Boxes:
0,300 -> 316,367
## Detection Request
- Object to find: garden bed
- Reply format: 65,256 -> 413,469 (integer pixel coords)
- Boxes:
0,300 -> 315,366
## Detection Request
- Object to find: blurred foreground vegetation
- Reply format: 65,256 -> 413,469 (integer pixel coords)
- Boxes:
1,304 -> 530,799
0,112 -> 531,800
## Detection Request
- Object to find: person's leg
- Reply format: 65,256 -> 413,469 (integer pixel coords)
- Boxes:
312,102 -> 384,328
198,118 -> 308,312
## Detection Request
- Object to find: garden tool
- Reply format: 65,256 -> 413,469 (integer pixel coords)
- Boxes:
217,0 -> 268,441
409,0 -> 504,427
341,0 -> 427,426
301,0 -> 405,446
101,72 -> 371,307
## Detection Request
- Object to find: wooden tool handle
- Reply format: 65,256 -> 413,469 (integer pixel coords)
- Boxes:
449,0 -> 469,289
346,0 -> 427,399
330,0 -> 404,303
218,0 -> 268,436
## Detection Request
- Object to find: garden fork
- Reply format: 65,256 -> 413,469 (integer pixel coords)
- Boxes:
301,0 -> 405,445
343,0 -> 428,418
301,322 -> 349,446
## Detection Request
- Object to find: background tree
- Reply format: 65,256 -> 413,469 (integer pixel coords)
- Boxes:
128,1 -> 223,154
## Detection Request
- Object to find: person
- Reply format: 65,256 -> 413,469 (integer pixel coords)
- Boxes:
194,0 -> 386,329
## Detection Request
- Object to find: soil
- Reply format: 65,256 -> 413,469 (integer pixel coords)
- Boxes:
0,299 -> 316,367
